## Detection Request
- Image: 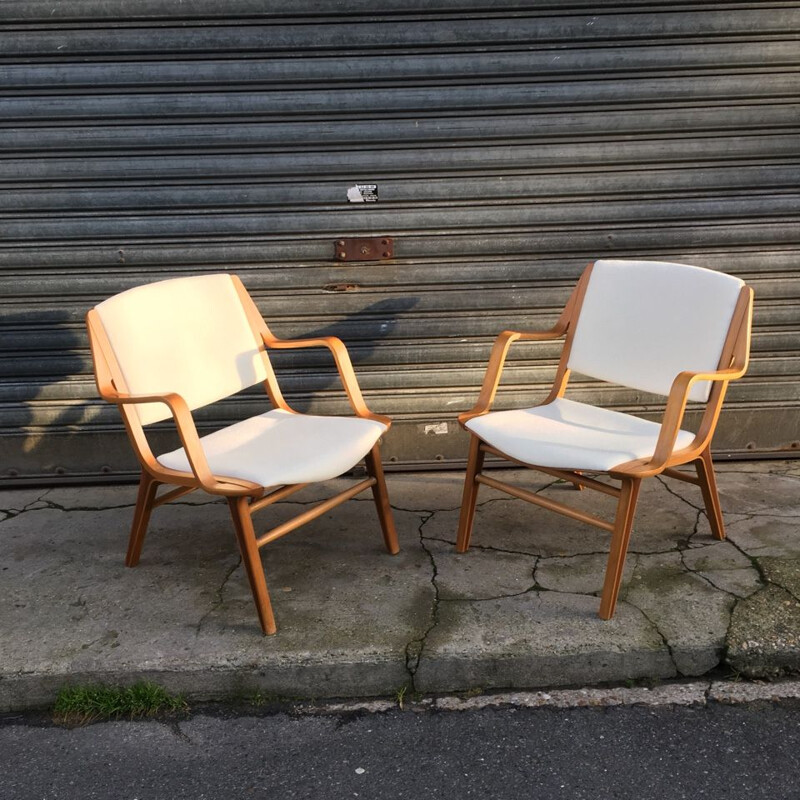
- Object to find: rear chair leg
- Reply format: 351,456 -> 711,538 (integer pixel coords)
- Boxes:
228,496 -> 277,635
125,470 -> 160,567
695,447 -> 726,541
456,435 -> 486,553
364,444 -> 400,555
599,477 -> 642,620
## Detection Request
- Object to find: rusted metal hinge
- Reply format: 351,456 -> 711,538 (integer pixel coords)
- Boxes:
334,237 -> 393,262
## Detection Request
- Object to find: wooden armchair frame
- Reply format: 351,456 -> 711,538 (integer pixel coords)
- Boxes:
87,275 -> 398,635
456,262 -> 754,619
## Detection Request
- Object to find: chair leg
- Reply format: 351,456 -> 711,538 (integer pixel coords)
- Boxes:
599,477 -> 642,620
695,446 -> 726,541
456,435 -> 486,553
227,496 -> 277,635
364,444 -> 400,555
125,470 -> 160,567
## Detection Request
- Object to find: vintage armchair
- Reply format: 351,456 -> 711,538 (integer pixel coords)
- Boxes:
456,259 -> 753,619
86,273 -> 398,634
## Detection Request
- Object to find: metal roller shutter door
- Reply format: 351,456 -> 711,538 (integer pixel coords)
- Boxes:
1,1 -> 798,484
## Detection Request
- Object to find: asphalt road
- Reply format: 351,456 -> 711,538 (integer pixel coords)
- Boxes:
3,701 -> 800,799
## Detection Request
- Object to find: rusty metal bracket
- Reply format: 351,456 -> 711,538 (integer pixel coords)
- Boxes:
334,237 -> 393,262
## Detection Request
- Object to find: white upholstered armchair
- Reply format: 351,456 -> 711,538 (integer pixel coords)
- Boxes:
456,259 -> 754,619
87,273 -> 398,634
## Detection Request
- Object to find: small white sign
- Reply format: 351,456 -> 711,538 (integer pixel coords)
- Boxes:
347,184 -> 378,203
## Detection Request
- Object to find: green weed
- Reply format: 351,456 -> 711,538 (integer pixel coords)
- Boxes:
53,682 -> 187,725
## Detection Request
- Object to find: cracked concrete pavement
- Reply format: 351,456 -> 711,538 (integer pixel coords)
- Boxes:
2,461 -> 799,711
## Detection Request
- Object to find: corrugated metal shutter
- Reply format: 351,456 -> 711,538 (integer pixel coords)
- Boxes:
1,1 -> 798,484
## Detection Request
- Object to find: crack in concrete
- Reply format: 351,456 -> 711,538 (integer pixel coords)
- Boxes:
441,561 -> 540,604
421,477 -> 568,522
533,584 -> 600,599
714,534 -> 772,674
725,513 -> 758,528
387,502 -> 463,515
7,492 -> 432,517
655,474 -> 704,513
540,545 -> 689,559
759,571 -> 800,605
680,491 -> 800,522
531,556 -> 543,592
683,509 -> 705,549
240,494 -> 455,517
474,494 -> 522,508
37,500 -> 143,513
677,548 -> 744,600
722,534 -> 769,587
624,558 -> 681,675
421,533 -> 542,559
1,496 -> 224,517
440,587 -> 539,603
423,530 -> 717,601
728,510 -> 800,520
618,554 -> 639,603
625,596 -> 681,676
721,593 -> 742,671
422,533 -> 691,564
536,478 -> 572,494
403,511 -> 439,692
714,532 -> 800,670
768,579 -> 800,605
194,555 -> 242,636
0,489 -> 53,520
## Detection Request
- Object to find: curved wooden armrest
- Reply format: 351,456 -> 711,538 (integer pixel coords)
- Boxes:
261,333 -> 390,426
618,366 -> 747,477
613,284 -> 753,477
668,366 -> 746,403
458,327 -> 567,426
100,385 -> 230,493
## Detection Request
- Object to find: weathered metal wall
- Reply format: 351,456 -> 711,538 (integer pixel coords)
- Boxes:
1,1 -> 798,483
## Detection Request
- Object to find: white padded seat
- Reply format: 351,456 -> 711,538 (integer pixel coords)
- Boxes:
465,397 -> 695,472
158,408 -> 387,487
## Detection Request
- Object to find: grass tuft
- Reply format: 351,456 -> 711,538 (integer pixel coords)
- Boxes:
53,682 -> 187,725
396,685 -> 408,710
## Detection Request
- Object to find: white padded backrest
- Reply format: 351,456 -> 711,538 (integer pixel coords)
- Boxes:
95,273 -> 268,425
567,260 -> 744,402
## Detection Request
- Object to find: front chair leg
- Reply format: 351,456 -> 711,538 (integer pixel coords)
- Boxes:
364,443 -> 400,555
227,496 -> 277,635
695,446 -> 726,541
599,477 -> 642,620
456,435 -> 486,553
125,470 -> 160,567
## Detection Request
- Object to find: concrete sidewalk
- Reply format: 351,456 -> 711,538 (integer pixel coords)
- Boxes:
2,461 -> 799,711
